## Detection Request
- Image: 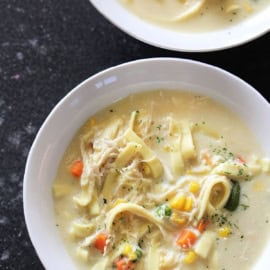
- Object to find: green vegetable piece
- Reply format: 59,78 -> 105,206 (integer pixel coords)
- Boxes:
135,249 -> 143,260
156,204 -> 172,217
164,205 -> 172,216
225,181 -> 241,211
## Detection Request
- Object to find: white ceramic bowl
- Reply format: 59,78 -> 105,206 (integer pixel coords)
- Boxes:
23,58 -> 270,269
89,0 -> 270,52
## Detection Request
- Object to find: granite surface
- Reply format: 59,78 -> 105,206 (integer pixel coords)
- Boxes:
0,0 -> 269,269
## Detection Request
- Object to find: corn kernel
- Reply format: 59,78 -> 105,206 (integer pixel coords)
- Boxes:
171,213 -> 187,225
169,195 -> 186,210
183,251 -> 197,264
123,244 -> 132,256
189,181 -> 200,194
218,226 -> 231,238
129,252 -> 137,261
112,198 -> 127,208
184,197 -> 193,212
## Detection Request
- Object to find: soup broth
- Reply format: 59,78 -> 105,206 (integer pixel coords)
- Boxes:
119,0 -> 269,32
53,90 -> 270,270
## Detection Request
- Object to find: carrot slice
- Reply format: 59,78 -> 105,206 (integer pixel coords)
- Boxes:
177,229 -> 197,249
237,155 -> 246,164
69,159 -> 83,177
94,233 -> 108,253
202,152 -> 212,166
115,257 -> 135,270
197,218 -> 210,233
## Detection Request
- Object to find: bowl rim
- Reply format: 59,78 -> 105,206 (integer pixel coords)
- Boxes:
23,57 -> 270,269
89,0 -> 270,52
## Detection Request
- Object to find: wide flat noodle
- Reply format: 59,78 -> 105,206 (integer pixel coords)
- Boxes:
121,0 -> 206,22
105,202 -> 175,235
124,128 -> 163,178
196,175 -> 231,220
169,117 -> 184,175
181,120 -> 196,161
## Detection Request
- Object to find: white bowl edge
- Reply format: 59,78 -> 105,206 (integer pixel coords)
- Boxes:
23,58 -> 270,269
89,1 -> 270,52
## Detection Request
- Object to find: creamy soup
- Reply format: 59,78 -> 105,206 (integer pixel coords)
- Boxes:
119,0 -> 269,32
53,90 -> 270,270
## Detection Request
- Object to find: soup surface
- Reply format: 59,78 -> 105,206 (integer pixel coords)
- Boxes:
119,0 -> 269,32
53,90 -> 270,270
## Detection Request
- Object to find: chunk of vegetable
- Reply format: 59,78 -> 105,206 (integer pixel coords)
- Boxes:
69,160 -> 83,177
170,194 -> 193,212
115,257 -> 135,270
156,204 -> 172,218
218,226 -> 231,238
135,249 -> 143,261
237,155 -> 246,164
194,231 -> 215,259
123,243 -> 133,256
184,197 -> 193,212
224,181 -> 240,211
170,194 -> 186,210
189,181 -> 200,194
177,229 -> 197,249
122,244 -> 143,261
94,233 -> 108,253
197,218 -> 210,233
183,250 -> 197,264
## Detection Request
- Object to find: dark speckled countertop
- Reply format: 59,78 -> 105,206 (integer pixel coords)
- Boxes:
0,0 -> 269,269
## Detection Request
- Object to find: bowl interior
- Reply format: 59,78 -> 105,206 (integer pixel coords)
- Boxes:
90,0 -> 270,52
24,58 -> 270,269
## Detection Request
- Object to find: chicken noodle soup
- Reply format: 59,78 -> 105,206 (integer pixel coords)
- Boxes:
119,0 -> 269,32
53,90 -> 270,270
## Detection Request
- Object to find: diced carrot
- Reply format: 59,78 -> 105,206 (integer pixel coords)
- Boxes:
237,155 -> 246,164
176,229 -> 197,249
115,257 -> 135,270
197,218 -> 210,233
94,232 -> 108,253
202,152 -> 212,166
69,159 -> 83,177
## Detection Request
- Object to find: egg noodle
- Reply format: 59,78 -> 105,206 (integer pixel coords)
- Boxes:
53,90 -> 270,270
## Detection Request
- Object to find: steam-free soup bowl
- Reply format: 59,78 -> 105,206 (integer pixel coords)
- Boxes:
23,58 -> 270,269
89,0 -> 270,52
